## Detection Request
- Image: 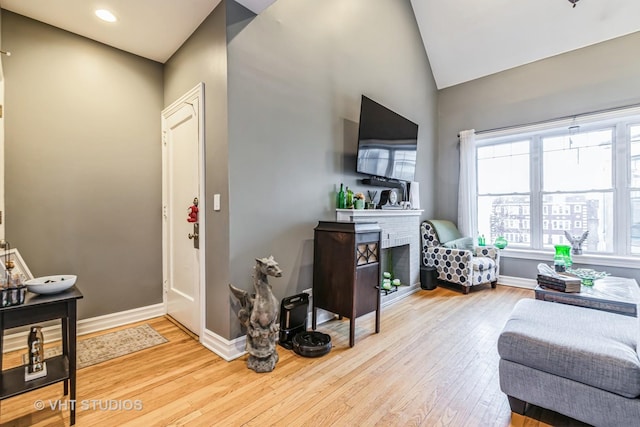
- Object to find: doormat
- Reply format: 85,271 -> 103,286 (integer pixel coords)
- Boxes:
23,324 -> 168,369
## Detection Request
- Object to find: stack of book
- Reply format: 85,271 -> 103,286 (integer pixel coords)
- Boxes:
537,273 -> 582,293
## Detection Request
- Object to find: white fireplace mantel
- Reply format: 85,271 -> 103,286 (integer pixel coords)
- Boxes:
336,208 -> 424,218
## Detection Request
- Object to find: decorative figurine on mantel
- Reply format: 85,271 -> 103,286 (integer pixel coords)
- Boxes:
229,256 -> 282,373
564,230 -> 589,255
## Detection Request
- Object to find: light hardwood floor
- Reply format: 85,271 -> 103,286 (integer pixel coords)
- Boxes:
0,285 -> 590,426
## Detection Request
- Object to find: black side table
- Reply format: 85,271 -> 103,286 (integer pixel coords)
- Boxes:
0,286 -> 83,425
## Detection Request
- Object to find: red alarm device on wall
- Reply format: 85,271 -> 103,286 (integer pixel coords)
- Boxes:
187,198 -> 199,223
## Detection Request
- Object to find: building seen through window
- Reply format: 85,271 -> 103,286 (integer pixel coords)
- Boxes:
476,111 -> 640,255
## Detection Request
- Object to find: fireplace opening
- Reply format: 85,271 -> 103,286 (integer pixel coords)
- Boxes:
380,244 -> 410,287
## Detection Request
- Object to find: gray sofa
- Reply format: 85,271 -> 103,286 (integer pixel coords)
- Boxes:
498,298 -> 640,426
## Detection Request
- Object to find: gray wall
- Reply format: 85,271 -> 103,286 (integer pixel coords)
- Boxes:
2,11 -> 164,319
226,0 -> 437,338
163,3 -> 231,335
437,31 -> 640,283
2,1 -> 438,341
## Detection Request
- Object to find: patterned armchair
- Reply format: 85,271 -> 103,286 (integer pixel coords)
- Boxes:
421,220 -> 500,294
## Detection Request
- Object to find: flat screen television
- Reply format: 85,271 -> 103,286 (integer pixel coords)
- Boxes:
356,95 -> 418,182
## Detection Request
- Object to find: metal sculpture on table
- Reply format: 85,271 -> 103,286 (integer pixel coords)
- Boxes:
229,256 -> 281,373
564,230 -> 589,255
27,326 -> 45,373
25,325 -> 47,381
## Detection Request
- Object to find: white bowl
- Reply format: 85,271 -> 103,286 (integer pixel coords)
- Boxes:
25,275 -> 77,295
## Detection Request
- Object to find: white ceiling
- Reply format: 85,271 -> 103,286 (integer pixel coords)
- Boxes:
0,0 -> 223,63
1,0 -> 639,88
412,0 -> 640,89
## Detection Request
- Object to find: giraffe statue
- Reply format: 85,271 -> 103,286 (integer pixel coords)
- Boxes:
229,256 -> 281,373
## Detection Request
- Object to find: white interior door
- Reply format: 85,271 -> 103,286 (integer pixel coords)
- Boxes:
162,84 -> 205,336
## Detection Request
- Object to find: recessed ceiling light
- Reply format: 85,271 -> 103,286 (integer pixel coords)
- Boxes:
95,9 -> 117,22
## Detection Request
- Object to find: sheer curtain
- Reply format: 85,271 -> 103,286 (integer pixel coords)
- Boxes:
458,129 -> 477,239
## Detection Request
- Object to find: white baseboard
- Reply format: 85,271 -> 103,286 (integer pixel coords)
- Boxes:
499,275 -> 536,289
2,303 -> 165,353
201,285 -> 414,363
381,283 -> 421,307
201,328 -> 246,361
209,308 -> 338,362
307,308 -> 337,328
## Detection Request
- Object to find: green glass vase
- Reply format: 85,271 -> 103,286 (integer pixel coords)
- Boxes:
554,244 -> 572,272
494,236 -> 508,249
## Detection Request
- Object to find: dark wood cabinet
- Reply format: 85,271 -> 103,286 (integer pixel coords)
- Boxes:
312,221 -> 381,347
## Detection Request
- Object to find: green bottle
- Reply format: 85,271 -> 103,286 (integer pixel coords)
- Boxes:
337,183 -> 345,209
346,187 -> 354,208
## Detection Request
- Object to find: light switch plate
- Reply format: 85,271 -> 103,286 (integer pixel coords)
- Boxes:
213,194 -> 221,211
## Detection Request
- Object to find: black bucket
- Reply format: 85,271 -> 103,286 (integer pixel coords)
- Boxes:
420,266 -> 438,290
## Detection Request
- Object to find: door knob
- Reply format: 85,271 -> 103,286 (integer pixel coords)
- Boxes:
188,223 -> 199,249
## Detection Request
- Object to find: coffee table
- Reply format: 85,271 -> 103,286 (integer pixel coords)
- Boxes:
534,276 -> 640,317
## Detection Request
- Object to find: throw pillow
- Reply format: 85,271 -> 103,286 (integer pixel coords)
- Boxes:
442,237 -> 474,250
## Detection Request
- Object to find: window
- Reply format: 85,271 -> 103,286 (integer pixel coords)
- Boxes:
541,129 -> 613,251
477,141 -> 530,247
631,125 -> 640,255
476,107 -> 640,256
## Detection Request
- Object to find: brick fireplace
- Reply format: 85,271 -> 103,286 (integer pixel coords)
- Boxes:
336,209 -> 423,303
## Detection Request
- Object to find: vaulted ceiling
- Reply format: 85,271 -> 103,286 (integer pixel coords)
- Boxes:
410,0 -> 640,89
1,0 -> 639,89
